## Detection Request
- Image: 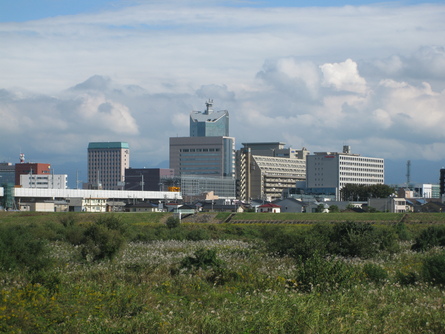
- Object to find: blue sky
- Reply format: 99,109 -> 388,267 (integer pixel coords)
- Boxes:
1,0 -> 443,22
1,0 -> 445,187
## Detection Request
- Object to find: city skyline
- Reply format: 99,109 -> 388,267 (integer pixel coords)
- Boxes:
1,0 -> 445,187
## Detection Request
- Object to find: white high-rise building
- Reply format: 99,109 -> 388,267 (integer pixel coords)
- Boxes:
306,146 -> 384,199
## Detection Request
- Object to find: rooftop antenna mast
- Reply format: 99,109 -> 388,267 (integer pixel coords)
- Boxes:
406,160 -> 411,188
204,99 -> 213,115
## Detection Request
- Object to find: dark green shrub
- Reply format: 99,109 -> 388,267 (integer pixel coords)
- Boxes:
59,215 -> 76,228
180,248 -> 222,271
412,226 -> 445,251
395,270 -> 419,286
362,263 -> 388,284
79,216 -> 127,262
65,224 -> 86,245
296,253 -> 356,292
166,216 -> 180,229
264,225 -> 330,261
329,222 -> 381,258
186,228 -> 211,241
0,225 -> 51,272
375,227 -> 400,254
30,270 -> 61,294
422,252 -> 445,285
394,222 -> 411,241
328,205 -> 340,213
95,215 -> 129,235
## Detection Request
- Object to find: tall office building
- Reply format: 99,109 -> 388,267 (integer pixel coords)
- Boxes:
87,142 -> 130,190
190,100 -> 229,137
169,100 -> 235,198
169,136 -> 235,177
306,146 -> 384,200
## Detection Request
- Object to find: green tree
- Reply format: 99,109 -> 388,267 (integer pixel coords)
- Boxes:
328,205 -> 340,213
341,184 -> 394,201
166,216 -> 180,229
315,204 -> 326,213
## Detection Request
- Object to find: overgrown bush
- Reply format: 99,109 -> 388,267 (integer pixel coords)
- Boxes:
394,221 -> 411,241
176,248 -> 236,285
296,253 -> 357,292
412,225 -> 445,251
362,263 -> 388,284
264,222 -> 398,260
329,222 -> 382,258
166,216 -> 180,229
0,225 -> 51,272
79,216 -> 127,262
264,225 -> 330,261
186,228 -> 211,241
30,270 -> 61,294
328,205 -> 340,213
395,270 -> 419,286
180,248 -> 222,271
422,252 -> 445,285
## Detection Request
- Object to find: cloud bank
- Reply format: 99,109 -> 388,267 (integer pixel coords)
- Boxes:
1,1 -> 445,185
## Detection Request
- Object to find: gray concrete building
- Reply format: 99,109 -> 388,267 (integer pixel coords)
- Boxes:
169,136 -> 235,177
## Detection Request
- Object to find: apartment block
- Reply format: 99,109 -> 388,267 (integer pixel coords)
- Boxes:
236,143 -> 309,201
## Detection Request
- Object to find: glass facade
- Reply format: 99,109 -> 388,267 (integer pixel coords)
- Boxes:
189,101 -> 229,137
180,175 -> 236,199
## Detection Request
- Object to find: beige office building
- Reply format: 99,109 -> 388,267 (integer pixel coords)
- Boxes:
87,142 -> 130,190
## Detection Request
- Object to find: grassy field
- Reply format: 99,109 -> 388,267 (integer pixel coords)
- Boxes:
2,210 -> 445,225
1,211 -> 445,333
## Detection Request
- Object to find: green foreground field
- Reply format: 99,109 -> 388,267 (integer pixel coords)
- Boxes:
1,212 -> 445,333
2,210 -> 445,225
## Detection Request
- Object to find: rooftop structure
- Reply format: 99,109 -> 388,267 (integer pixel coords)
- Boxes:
241,142 -> 309,160
190,100 -> 229,137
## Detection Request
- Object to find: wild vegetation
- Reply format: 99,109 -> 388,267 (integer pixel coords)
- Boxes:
1,212 -> 445,333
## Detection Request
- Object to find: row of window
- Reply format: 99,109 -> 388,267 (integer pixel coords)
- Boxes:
340,156 -> 383,162
340,178 -> 384,182
180,148 -> 220,152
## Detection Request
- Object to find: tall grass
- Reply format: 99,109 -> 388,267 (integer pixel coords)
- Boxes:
1,216 -> 445,333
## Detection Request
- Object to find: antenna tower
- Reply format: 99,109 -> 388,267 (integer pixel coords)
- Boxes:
406,160 -> 411,188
